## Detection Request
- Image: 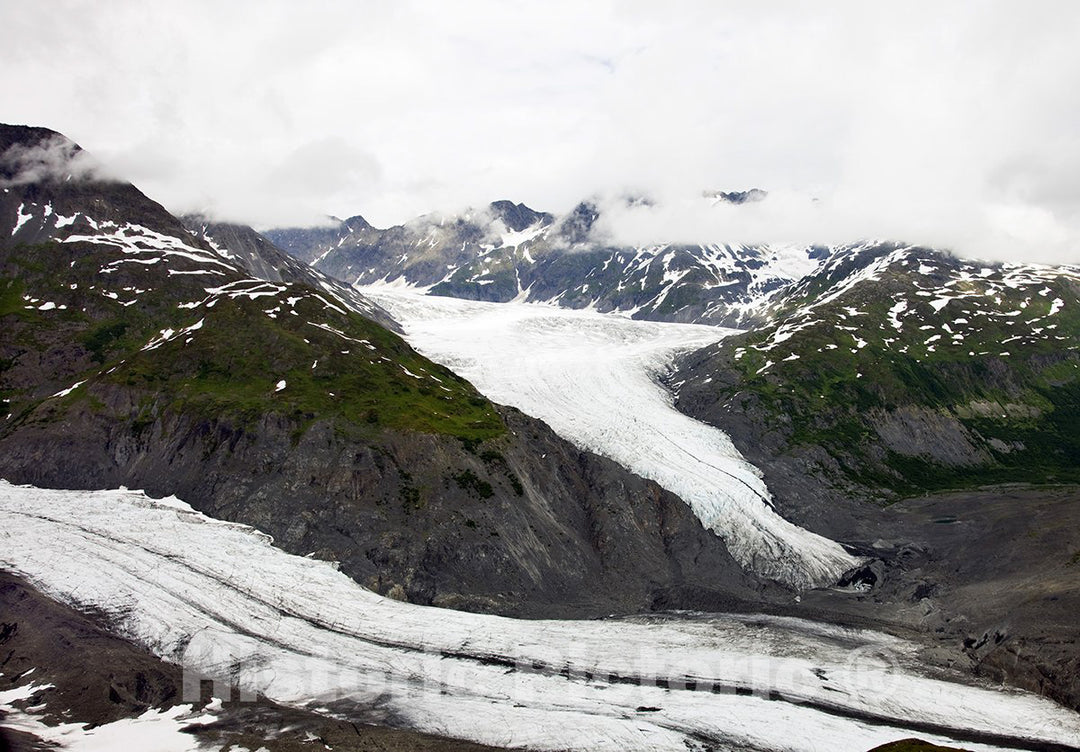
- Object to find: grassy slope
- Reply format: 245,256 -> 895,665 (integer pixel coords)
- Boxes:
113,293 -> 503,440
1,242 -> 503,442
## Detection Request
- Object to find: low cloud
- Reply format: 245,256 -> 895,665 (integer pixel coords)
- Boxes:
2,2 -> 1079,262
591,188 -> 1080,266
0,135 -> 102,187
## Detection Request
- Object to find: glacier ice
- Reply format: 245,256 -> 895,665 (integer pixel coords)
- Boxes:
2,482 -> 1078,752
363,289 -> 860,588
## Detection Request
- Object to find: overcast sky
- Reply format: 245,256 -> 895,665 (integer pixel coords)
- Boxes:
4,1 -> 1080,262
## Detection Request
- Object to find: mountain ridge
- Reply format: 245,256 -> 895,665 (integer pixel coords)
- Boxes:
673,242 -> 1080,515
264,200 -> 837,328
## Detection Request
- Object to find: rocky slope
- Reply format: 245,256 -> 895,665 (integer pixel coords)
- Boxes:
266,199 -> 836,327
180,213 -> 401,332
804,485 -> 1080,713
0,124 -> 773,620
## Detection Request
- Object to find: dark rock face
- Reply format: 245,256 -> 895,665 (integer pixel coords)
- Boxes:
260,217 -> 357,264
179,215 -> 400,332
0,571 -> 184,727
706,188 -> 768,205
553,200 -> 599,246
1,141 -> 202,250
871,406 -> 990,466
489,199 -> 553,232
181,215 -> 322,284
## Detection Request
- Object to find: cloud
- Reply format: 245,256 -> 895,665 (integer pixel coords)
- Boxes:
1,1 -> 1079,261
0,135 -> 102,187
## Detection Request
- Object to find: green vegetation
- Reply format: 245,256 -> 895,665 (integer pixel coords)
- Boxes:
479,448 -> 505,464
478,448 -> 525,495
400,483 -> 423,512
451,468 -> 494,499
0,243 -> 505,444
80,321 -> 129,363
111,293 -> 505,440
0,277 -> 26,316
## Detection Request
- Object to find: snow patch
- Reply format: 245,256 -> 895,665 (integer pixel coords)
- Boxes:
12,203 -> 34,235
887,300 -> 907,330
0,688 -> 218,752
51,380 -> 86,398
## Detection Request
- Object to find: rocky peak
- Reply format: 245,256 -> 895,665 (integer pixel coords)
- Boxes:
705,188 -> 768,205
555,200 -> 600,245
488,200 -> 553,232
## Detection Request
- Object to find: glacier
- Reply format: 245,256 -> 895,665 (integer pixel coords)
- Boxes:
361,288 -> 860,589
2,482 -> 1078,751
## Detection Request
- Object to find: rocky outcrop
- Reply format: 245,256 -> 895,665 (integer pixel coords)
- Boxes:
871,406 -> 990,467
179,215 -> 400,332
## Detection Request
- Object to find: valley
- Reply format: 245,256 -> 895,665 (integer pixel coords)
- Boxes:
361,288 -> 861,590
2,123 -> 1079,752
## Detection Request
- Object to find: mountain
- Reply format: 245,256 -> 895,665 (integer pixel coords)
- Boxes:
673,242 -> 1080,514
268,195 -> 1080,711
670,243 -> 1080,709
179,213 -> 401,332
265,200 -> 837,327
0,123 -> 773,620
704,187 -> 768,205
